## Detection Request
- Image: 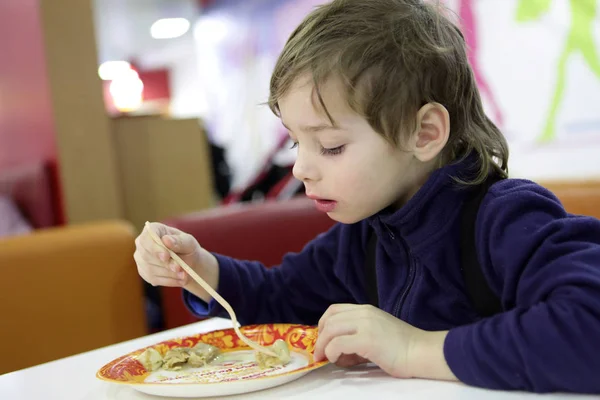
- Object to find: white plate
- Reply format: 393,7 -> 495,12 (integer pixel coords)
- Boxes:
96,323 -> 328,398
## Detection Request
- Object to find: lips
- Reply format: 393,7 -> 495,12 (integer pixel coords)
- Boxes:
313,199 -> 337,213
306,194 -> 337,213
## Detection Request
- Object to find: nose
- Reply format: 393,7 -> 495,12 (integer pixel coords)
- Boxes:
292,148 -> 320,182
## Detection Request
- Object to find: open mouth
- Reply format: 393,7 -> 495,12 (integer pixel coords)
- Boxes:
312,199 -> 337,213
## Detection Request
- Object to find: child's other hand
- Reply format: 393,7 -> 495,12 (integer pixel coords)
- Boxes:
314,304 -> 424,378
134,222 -> 202,288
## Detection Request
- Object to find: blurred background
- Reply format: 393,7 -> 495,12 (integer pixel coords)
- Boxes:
2,0 -> 600,229
0,0 -> 599,374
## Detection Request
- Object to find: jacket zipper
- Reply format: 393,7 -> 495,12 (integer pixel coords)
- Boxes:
393,234 -> 416,319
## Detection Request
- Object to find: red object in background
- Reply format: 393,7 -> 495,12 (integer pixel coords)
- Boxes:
0,161 -> 62,228
197,0 -> 216,7
103,67 -> 171,115
140,69 -> 171,102
0,1 -> 64,225
0,0 -> 58,170
160,196 -> 336,329
46,159 -> 65,225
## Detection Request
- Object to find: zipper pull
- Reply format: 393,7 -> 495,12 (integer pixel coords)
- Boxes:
376,217 -> 395,239
384,225 -> 395,239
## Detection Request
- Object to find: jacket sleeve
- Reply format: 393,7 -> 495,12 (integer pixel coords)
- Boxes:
182,222 -> 357,326
444,180 -> 600,393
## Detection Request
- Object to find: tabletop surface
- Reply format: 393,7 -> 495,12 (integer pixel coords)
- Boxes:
1,317 -> 595,400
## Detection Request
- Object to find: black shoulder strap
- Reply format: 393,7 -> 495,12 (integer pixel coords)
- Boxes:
460,176 -> 503,317
365,230 -> 379,307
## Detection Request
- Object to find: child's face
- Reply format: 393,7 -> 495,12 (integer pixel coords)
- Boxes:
278,75 -> 431,224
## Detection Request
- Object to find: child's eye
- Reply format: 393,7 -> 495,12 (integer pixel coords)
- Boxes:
289,141 -> 298,150
320,145 -> 345,156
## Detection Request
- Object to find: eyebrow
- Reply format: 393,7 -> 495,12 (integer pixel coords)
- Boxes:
281,121 -> 339,133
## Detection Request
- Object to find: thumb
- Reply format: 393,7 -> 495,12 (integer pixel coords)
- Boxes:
161,234 -> 180,252
162,233 -> 196,254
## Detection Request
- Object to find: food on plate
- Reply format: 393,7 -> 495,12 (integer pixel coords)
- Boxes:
163,348 -> 191,371
187,342 -> 221,367
255,339 -> 291,369
136,347 -> 163,371
136,342 -> 222,371
135,340 -> 291,372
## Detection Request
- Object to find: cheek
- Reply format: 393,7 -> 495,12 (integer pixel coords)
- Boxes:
332,162 -> 377,196
331,148 -> 390,193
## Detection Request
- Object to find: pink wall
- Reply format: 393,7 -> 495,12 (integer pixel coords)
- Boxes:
0,0 -> 57,169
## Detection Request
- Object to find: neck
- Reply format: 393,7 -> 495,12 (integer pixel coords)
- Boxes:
391,157 -> 439,210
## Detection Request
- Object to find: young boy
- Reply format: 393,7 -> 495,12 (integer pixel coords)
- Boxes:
134,0 -> 600,393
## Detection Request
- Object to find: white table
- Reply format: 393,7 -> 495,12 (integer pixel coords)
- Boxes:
0,318 -> 594,400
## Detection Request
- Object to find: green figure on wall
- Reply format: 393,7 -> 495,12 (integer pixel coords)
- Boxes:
516,0 -> 600,143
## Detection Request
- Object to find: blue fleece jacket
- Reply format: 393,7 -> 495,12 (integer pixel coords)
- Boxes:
184,159 -> 600,394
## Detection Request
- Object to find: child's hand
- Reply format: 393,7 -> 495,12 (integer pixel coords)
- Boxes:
314,304 -> 425,378
134,222 -> 201,287
134,223 -> 219,303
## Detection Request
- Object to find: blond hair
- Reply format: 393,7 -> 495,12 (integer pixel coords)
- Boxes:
269,0 -> 508,184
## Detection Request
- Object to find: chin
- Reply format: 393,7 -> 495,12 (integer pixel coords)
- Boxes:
326,211 -> 364,225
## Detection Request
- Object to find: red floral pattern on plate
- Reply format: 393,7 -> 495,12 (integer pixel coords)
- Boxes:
96,323 -> 326,385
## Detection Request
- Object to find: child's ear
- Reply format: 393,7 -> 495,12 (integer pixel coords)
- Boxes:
411,103 -> 450,162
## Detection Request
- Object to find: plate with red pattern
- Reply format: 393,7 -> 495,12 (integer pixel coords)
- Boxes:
96,324 -> 328,398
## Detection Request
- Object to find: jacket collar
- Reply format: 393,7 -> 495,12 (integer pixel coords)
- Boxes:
366,155 -> 478,255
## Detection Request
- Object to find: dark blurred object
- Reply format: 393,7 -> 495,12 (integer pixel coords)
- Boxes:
223,136 -> 303,204
237,164 -> 300,202
0,161 -> 63,229
209,142 -> 232,200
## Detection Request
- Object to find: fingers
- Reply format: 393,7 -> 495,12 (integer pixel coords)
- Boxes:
134,245 -> 188,287
139,223 -> 175,251
146,221 -> 184,238
325,335 -> 369,364
146,225 -> 198,257
317,303 -> 361,333
145,275 -> 187,288
166,259 -> 191,286
314,320 -> 357,362
136,223 -> 197,258
161,233 -> 193,254
161,234 -> 178,252
134,223 -> 202,290
135,227 -> 163,256
335,354 -> 369,368
135,242 -> 171,270
315,304 -> 376,362
137,262 -> 188,287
